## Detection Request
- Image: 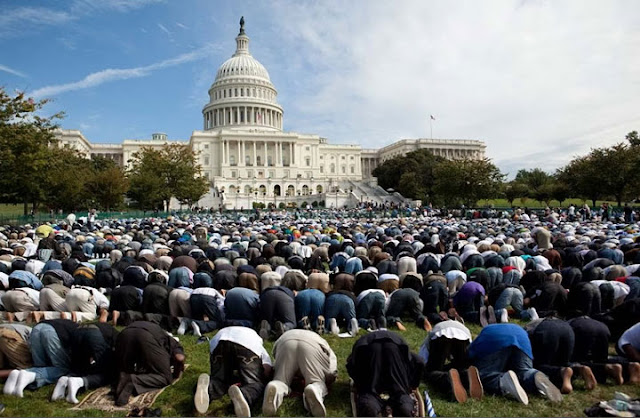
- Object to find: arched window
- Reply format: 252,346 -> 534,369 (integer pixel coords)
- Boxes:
302,185 -> 309,195
287,185 -> 295,196
316,185 -> 323,194
230,155 -> 236,166
330,164 -> 335,173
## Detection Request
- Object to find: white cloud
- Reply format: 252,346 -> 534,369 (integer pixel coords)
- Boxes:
258,0 -> 640,173
0,64 -> 27,78
157,23 -> 172,36
31,46 -> 214,98
176,22 -> 188,29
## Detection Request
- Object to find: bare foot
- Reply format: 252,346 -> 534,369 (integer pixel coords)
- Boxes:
99,308 -> 109,323
628,362 -> 640,384
202,315 -> 209,322
577,365 -> 597,390
71,312 -> 78,322
560,367 -> 573,394
605,363 -> 624,385
423,318 -> 432,331
111,310 -> 120,326
31,311 -> 43,323
6,312 -> 15,322
396,322 -> 406,331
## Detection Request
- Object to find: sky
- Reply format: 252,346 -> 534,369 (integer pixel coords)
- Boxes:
1,0 -> 639,177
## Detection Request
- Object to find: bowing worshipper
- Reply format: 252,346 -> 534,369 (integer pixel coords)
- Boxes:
1,270 -> 42,322
3,319 -> 77,397
469,323 -> 562,405
420,320 -> 482,403
324,272 -> 358,334
194,326 -> 272,416
385,273 -> 432,331
294,272 -> 329,333
354,269 -> 385,333
177,272 -> 225,337
258,285 -> 296,340
0,323 -> 32,379
113,321 -> 185,406
263,329 -> 337,417
347,330 -> 424,417
51,323 -> 119,404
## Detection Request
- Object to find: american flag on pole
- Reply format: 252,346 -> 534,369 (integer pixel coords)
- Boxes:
430,115 -> 436,120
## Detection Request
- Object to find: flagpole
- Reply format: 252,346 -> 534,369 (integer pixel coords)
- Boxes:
430,117 -> 433,140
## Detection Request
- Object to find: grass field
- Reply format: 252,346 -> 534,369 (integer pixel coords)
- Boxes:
0,321 -> 638,417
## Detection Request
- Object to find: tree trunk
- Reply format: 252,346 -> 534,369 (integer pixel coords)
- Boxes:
592,198 -> 597,207
23,201 -> 28,216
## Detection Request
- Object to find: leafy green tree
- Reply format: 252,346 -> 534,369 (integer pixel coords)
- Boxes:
558,155 -> 602,207
627,131 -> 640,147
42,146 -> 92,212
86,157 -> 129,211
503,181 -> 528,207
433,158 -> 504,207
514,168 -> 553,204
0,88 -> 64,214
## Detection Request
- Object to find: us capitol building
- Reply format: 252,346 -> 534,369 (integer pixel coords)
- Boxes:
56,18 -> 486,209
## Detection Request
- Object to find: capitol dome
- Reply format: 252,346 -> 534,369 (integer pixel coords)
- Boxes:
202,17 -> 283,132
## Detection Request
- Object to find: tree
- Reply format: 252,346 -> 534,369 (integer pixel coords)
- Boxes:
0,88 -> 64,214
433,158 -> 504,207
558,155 -> 602,207
86,157 -> 129,211
43,146 -> 92,212
514,168 -> 553,204
127,144 -> 208,211
627,131 -> 640,147
503,181 -> 528,207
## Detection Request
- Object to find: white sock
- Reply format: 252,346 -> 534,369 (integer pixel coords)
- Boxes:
66,377 -> 84,404
15,370 -> 37,398
192,321 -> 202,337
3,369 -> 20,395
51,376 -> 69,401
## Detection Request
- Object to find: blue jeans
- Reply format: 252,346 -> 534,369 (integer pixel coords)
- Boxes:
494,287 -> 531,319
473,346 -> 538,395
324,293 -> 356,330
295,289 -> 325,328
356,292 -> 386,329
28,323 -> 71,388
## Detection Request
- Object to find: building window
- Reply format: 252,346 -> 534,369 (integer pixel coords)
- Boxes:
342,156 -> 346,160
224,90 -> 226,98
330,164 -> 335,173
305,146 -> 310,151
257,156 -> 262,165
245,155 -> 250,165
204,144 -> 209,149
204,156 -> 210,165
320,166 -> 324,173
305,157 -> 310,167
205,172 -> 210,180
235,88 -> 238,97
350,166 -> 355,174
342,165 -> 346,174
230,156 -> 236,166
241,88 -> 244,97
231,170 -> 237,178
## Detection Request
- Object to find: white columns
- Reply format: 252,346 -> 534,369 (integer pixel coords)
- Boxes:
289,142 -> 292,166
237,141 -> 241,166
253,142 -> 257,166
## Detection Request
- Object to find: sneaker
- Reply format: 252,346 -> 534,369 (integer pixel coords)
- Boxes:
177,319 -> 188,336
228,384 -> 251,417
194,374 -> 210,415
487,306 -> 497,324
534,372 -> 562,403
316,315 -> 325,335
300,316 -> 311,330
349,318 -> 359,336
449,369 -> 467,403
274,321 -> 286,339
479,306 -> 488,327
499,370 -> 528,405
303,384 -> 327,417
467,366 -> 483,401
328,318 -> 339,335
191,321 -> 202,338
528,307 -> 539,321
498,308 -> 509,323
259,320 -> 271,340
262,382 -> 282,417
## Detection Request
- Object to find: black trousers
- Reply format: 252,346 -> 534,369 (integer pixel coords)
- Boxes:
420,281 -> 449,324
142,285 -> 171,315
259,290 -> 296,329
567,283 -> 601,317
424,336 -> 471,396
110,285 -> 141,312
529,319 -> 575,387
351,341 -> 416,417
209,341 -> 265,407
570,316 -> 617,383
386,288 -> 424,327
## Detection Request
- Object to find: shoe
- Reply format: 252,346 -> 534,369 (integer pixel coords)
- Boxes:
229,384 -> 251,417
467,366 -> 483,400
328,318 -> 339,335
368,318 -> 377,331
191,321 -> 202,338
303,383 -> 326,417
534,372 -> 562,403
499,370 -> 528,405
349,318 -> 359,336
316,315 -> 325,334
194,373 -> 210,415
274,321 -> 286,339
262,382 -> 282,416
487,306 -> 497,324
498,308 -> 509,323
259,320 -> 271,340
479,306 -> 488,327
177,319 -> 188,336
449,369 -> 467,403
528,307 -> 539,321
300,316 -> 311,330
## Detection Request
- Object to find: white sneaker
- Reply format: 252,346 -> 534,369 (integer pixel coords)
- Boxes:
194,373 -> 210,415
349,318 -> 359,337
262,382 -> 283,417
534,372 -> 562,403
4,369 -> 20,396
229,384 -> 251,417
303,383 -> 326,417
191,321 -> 202,338
499,370 -> 528,405
328,318 -> 339,335
177,319 -> 188,335
528,307 -> 539,321
498,308 -> 509,323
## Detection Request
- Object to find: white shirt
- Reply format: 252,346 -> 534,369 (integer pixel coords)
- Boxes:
618,322 -> 640,353
590,280 -> 630,299
209,326 -> 272,366
17,287 -> 40,307
419,320 -> 472,363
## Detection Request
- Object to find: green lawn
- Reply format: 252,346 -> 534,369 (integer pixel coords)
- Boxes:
1,322 -> 638,417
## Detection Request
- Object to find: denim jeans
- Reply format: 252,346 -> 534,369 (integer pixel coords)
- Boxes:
224,288 -> 259,326
324,293 -> 356,330
356,292 -> 386,329
28,323 -> 71,388
295,289 -> 326,328
386,288 -> 424,327
472,346 -> 538,395
494,287 -> 531,319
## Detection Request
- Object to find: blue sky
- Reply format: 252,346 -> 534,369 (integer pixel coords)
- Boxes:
1,0 -> 639,177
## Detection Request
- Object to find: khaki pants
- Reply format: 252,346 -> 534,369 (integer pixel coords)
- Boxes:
0,328 -> 32,369
40,288 -> 68,312
2,290 -> 37,313
169,289 -> 191,318
65,288 -> 98,321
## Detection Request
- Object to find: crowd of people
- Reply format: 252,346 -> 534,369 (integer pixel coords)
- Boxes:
0,208 -> 639,416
